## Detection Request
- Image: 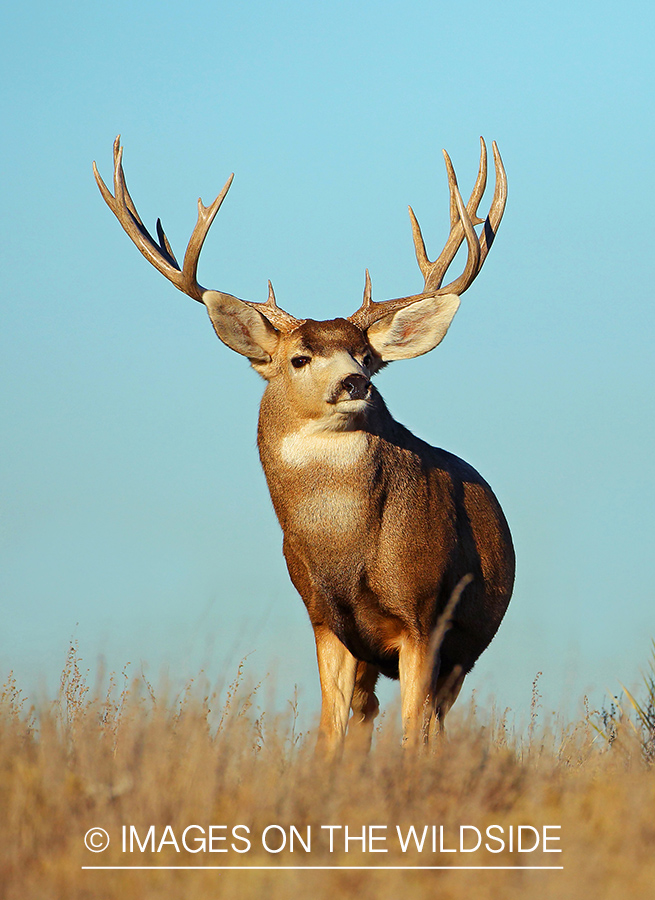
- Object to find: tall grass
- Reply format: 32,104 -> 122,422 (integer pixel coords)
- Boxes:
1,644 -> 654,899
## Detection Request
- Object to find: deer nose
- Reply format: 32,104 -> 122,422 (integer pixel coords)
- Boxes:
341,373 -> 370,400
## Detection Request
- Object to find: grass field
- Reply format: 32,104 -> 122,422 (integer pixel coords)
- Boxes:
2,644 -> 654,899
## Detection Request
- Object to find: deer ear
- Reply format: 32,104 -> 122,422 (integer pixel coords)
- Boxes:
203,291 -> 280,363
366,294 -> 460,361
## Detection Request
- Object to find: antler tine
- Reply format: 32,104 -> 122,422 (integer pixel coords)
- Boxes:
410,137 -> 487,293
449,136 -> 488,228
437,176 -> 481,295
93,136 -> 234,303
94,137 -> 304,332
156,219 -> 180,269
243,281 -> 305,332
180,185 -> 235,300
478,141 -> 507,264
348,139 -> 506,331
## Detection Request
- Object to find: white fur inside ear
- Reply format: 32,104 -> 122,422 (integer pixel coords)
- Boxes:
366,294 -> 460,361
203,291 -> 279,362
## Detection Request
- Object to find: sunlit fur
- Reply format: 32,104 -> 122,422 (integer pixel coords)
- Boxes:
244,315 -> 515,753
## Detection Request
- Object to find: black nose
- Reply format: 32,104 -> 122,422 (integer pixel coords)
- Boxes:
342,374 -> 370,400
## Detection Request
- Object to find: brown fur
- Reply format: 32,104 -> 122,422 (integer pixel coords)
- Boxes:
253,318 -> 514,752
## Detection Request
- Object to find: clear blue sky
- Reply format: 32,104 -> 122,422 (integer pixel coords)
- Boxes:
2,0 -> 654,724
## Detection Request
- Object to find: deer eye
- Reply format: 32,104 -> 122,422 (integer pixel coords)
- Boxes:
362,354 -> 372,368
291,356 -> 311,369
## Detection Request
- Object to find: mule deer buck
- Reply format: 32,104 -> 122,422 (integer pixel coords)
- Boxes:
94,137 -> 514,752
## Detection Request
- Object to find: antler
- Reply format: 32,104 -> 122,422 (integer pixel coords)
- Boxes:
93,137 -> 303,332
349,138 -> 507,330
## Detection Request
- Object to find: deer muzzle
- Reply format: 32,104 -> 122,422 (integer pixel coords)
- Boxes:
340,374 -> 370,401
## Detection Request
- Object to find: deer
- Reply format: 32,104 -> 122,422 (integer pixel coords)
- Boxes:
93,136 -> 514,753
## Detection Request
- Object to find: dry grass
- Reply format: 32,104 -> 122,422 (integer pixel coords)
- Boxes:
2,644 -> 654,899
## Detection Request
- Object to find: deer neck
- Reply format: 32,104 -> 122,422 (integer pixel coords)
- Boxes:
258,383 -> 392,466
256,385 -> 395,525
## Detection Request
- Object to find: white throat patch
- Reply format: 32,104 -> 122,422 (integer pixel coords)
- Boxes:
279,425 -> 369,469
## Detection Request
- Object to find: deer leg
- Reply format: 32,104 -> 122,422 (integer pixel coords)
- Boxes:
433,667 -> 466,732
398,638 -> 435,747
313,625 -> 358,756
347,662 -> 380,751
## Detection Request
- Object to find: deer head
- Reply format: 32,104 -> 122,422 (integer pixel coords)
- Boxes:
93,135 -> 505,367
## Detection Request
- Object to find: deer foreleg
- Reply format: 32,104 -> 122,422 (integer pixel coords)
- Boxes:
313,626 -> 358,756
398,638 -> 435,747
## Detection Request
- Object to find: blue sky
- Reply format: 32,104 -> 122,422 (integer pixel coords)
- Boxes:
2,0 -> 654,724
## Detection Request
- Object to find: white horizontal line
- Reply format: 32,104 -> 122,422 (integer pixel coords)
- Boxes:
82,865 -> 564,871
